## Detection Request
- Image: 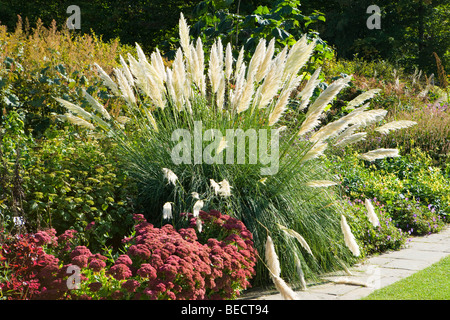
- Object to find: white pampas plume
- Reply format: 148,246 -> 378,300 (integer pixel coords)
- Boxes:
358,148 -> 400,161
329,277 -> 368,287
268,75 -> 302,126
309,118 -> 351,143
305,180 -> 338,188
193,200 -> 204,217
196,217 -> 203,233
179,13 -> 190,56
277,224 -> 314,256
265,235 -> 281,277
365,199 -> 380,227
255,38 -> 275,83
283,35 -> 315,82
300,142 -> 328,163
208,42 -> 222,93
94,63 -> 120,95
119,55 -> 135,87
340,215 -> 360,257
61,113 -> 95,130
218,179 -> 232,197
216,75 -> 225,110
349,109 -> 388,127
82,89 -> 111,120
55,98 -> 93,121
163,202 -> 173,220
236,74 -> 255,113
256,60 -> 283,109
265,236 -> 298,300
225,42 -> 233,79
335,132 -> 367,147
195,37 -> 206,96
210,179 -> 221,195
162,168 -> 178,186
191,192 -> 200,200
297,67 -> 321,110
346,89 -> 381,110
298,76 -> 351,136
114,68 -> 136,106
375,120 -> 417,134
247,38 -> 266,79
234,47 -> 245,79
144,109 -> 159,132
294,253 -> 307,291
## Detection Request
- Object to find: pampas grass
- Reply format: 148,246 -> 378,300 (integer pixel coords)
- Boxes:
54,13 -> 414,286
375,120 -> 417,134
365,199 -> 380,227
340,215 -> 360,257
358,148 -> 400,161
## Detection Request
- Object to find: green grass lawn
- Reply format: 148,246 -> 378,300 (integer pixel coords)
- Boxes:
363,255 -> 450,300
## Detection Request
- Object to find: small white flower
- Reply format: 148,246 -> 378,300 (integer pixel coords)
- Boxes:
162,168 -> 178,186
163,202 -> 173,220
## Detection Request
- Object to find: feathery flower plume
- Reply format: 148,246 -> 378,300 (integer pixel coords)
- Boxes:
179,13 -> 190,57
94,63 -> 119,95
162,168 -> 178,186
268,75 -> 302,126
375,120 -> 417,134
277,224 -> 314,256
82,90 -> 111,120
283,36 -> 315,82
265,236 -> 298,300
119,55 -> 135,87
196,217 -> 203,233
236,74 -> 255,113
210,179 -> 221,195
298,76 -> 351,136
163,202 -> 173,220
208,42 -> 222,94
346,89 -> 381,110
300,142 -> 328,163
349,109 -> 387,127
271,274 -> 298,300
193,200 -> 204,218
62,113 -> 95,130
335,132 -> 367,147
234,47 -> 245,79
305,180 -> 338,188
340,215 -> 360,257
358,148 -> 400,161
365,199 -> 380,227
256,60 -> 283,109
265,235 -> 281,277
115,68 -> 136,106
191,192 -> 200,200
218,179 -> 232,197
255,38 -> 275,83
294,253 -> 307,291
55,98 -> 93,121
247,38 -> 266,79
225,42 -> 233,79
297,67 -> 321,110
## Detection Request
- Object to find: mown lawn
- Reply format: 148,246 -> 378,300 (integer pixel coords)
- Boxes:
363,255 -> 450,300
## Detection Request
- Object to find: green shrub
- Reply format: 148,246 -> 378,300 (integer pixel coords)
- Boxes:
342,198 -> 408,257
327,149 -> 449,235
0,114 -> 136,252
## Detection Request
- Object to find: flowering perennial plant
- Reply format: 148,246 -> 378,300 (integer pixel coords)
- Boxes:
0,212 -> 257,300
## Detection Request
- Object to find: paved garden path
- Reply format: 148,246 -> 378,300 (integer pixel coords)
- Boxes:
243,226 -> 450,300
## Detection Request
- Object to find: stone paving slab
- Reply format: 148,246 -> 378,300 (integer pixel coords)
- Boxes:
244,226 -> 450,300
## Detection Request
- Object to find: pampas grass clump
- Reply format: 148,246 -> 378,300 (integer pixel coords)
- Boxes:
55,13 -> 415,287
